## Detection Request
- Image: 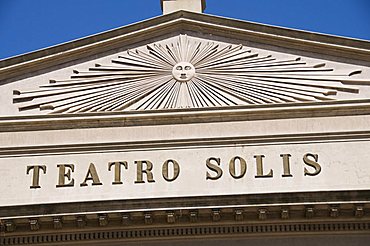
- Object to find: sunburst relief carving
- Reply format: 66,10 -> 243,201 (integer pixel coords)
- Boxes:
13,35 -> 369,114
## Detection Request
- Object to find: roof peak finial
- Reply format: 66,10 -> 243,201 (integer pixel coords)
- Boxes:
161,0 -> 206,15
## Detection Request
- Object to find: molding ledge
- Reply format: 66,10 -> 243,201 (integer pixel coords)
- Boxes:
0,130 -> 370,158
2,99 -> 370,132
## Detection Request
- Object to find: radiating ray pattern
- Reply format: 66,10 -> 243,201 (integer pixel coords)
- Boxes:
13,35 -> 369,114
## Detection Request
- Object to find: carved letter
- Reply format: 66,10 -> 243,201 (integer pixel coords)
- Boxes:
135,160 -> 155,183
108,161 -> 128,185
206,157 -> 223,180
162,159 -> 180,182
280,154 -> 293,177
26,165 -> 47,189
229,156 -> 247,179
56,164 -> 75,187
254,155 -> 273,178
304,153 -> 321,176
80,163 -> 103,186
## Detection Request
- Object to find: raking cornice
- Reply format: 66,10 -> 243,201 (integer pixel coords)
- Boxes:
0,11 -> 369,84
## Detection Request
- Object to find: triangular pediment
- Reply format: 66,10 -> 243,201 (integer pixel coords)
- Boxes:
1,11 -> 369,117
7,34 -> 370,115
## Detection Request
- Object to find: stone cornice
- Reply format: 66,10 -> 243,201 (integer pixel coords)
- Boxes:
1,99 -> 370,132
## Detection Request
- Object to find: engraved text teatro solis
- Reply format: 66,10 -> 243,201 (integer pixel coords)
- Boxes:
25,153 -> 321,189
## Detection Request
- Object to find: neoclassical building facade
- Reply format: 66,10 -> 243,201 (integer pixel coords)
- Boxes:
1,1 -> 370,245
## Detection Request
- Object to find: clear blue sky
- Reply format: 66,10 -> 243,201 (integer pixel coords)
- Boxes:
0,0 -> 369,60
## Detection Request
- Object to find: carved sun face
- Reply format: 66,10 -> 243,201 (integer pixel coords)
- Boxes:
172,62 -> 195,82
13,34 -> 367,113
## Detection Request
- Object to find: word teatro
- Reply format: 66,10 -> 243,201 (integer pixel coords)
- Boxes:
26,153 -> 321,189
